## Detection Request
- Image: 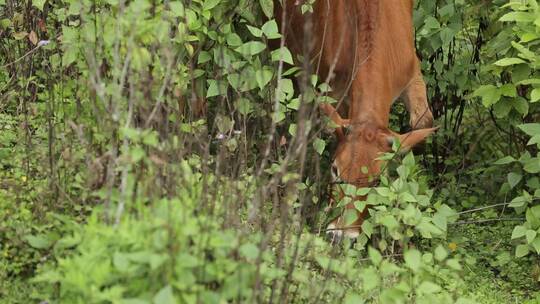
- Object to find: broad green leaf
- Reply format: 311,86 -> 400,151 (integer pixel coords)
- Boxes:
532,238 -> 540,254
246,25 -> 263,38
380,215 -> 399,230
202,0 -> 220,11
288,123 -> 297,136
344,209 -> 359,226
508,172 -> 522,189
512,225 -> 527,239
518,124 -> 540,137
446,258 -> 462,270
261,20 -> 281,39
434,245 -> 448,261
417,281 -> 441,294
531,88 -> 540,103
368,247 -> 382,265
271,47 -> 294,65
226,33 -> 243,46
259,0 -> 274,18
356,187 -> 371,196
523,158 -> 540,173
526,230 -> 537,244
494,58 -> 525,66
360,267 -> 380,291
361,221 -> 373,238
500,84 -> 517,97
516,244 -> 529,257
527,135 -> 540,146
499,11 -> 535,22
153,285 -> 176,304
236,98 -> 252,115
235,41 -> 266,56
32,0 -> 47,11
197,51 -> 212,64
255,67 -> 274,90
206,80 -> 226,98
494,156 -> 516,165
473,85 -> 501,107
24,234 -> 52,249
239,243 -> 259,260
313,138 -> 326,155
169,1 -> 185,17
344,293 -> 364,304
404,249 -> 421,272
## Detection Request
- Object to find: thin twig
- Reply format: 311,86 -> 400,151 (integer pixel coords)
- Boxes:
457,202 -> 511,215
450,218 -> 524,226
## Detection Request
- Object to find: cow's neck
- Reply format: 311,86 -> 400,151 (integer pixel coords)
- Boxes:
349,103 -> 390,129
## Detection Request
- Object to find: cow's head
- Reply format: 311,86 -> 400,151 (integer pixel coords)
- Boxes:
320,103 -> 437,240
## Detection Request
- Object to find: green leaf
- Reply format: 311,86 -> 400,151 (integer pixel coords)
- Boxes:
532,237 -> 540,254
206,80 -> 227,98
473,85 -> 501,107
169,1 -> 185,17
499,11 -> 535,22
380,215 -> 399,230
226,33 -> 243,46
197,51 -> 212,64
239,243 -> 259,260
235,41 -> 266,56
404,249 -> 421,272
494,156 -> 516,165
531,88 -> 540,103
259,0 -> 274,18
271,47 -> 294,65
526,230 -> 537,244
343,209 -> 358,226
202,0 -> 220,11
32,0 -> 47,11
508,172 -> 522,189
523,158 -> 540,174
518,123 -> 540,137
261,20 -> 281,39
24,234 -> 52,249
399,192 -> 417,203
500,84 -> 517,97
516,244 -> 529,258
344,293 -> 364,304
434,245 -> 448,261
417,281 -> 442,294
512,225 -> 527,239
288,123 -> 297,136
361,221 -> 373,238
236,98 -> 252,115
246,25 -> 263,38
432,213 -> 447,231
527,135 -> 540,146
494,58 -> 525,66
153,285 -> 176,304
446,258 -> 462,270
313,138 -> 326,155
356,188 -> 370,196
368,247 -> 382,265
255,67 -> 274,90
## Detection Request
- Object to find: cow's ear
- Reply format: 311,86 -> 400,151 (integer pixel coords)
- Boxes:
387,127 -> 438,151
319,103 -> 350,141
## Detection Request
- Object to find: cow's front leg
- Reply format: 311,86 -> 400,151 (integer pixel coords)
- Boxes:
402,70 -> 434,130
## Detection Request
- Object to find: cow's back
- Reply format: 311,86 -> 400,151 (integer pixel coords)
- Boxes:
276,0 -> 418,121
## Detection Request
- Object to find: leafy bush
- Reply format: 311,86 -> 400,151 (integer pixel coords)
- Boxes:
28,161 -> 471,303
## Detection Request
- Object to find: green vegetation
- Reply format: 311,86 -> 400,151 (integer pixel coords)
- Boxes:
0,0 -> 539,303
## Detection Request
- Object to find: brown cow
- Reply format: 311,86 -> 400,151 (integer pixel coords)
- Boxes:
276,0 -> 436,239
